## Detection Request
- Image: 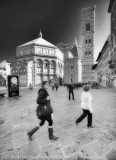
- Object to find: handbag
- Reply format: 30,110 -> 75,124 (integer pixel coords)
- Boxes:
36,100 -> 53,118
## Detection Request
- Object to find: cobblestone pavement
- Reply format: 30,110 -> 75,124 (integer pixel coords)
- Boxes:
0,86 -> 116,160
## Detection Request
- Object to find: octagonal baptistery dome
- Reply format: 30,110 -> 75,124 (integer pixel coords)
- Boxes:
17,31 -> 62,59
14,31 -> 64,87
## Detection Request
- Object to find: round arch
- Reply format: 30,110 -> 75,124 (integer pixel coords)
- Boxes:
19,66 -> 27,87
11,68 -> 18,76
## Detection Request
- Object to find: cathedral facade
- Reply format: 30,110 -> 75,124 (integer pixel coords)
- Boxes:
63,39 -> 82,84
81,5 -> 96,82
11,31 -> 64,87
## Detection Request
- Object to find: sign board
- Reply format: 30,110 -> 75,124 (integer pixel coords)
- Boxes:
8,75 -> 19,97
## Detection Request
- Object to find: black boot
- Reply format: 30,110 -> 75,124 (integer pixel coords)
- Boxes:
27,126 -> 39,141
48,128 -> 58,140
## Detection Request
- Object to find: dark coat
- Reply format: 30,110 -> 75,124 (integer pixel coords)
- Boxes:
68,84 -> 74,92
37,88 -> 49,105
36,88 -> 53,117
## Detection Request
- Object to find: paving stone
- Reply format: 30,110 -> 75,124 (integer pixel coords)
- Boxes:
37,135 -> 51,147
0,124 -> 11,137
35,125 -> 48,138
0,119 -> 5,124
0,129 -> 12,139
19,140 -> 41,160
109,140 -> 116,150
13,125 -> 26,134
0,149 -> 19,160
62,153 -> 84,160
57,130 -> 70,139
28,152 -> 49,160
0,135 -> 13,153
63,143 -> 78,157
51,141 -> 62,148
61,123 -> 75,130
45,147 -> 63,160
78,145 -> 97,159
89,140 -> 111,157
109,129 -> 116,140
105,149 -> 116,160
41,143 -> 55,152
53,126 -> 63,134
58,136 -> 74,147
12,132 -> 27,149
71,131 -> 95,149
97,131 -> 116,144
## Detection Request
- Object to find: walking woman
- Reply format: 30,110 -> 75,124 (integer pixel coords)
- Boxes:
27,81 -> 58,141
75,85 -> 94,128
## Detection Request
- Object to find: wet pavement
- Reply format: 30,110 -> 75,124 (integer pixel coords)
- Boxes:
0,86 -> 116,160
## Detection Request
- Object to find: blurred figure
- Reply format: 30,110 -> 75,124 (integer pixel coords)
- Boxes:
27,81 -> 58,141
55,83 -> 59,91
52,84 -> 54,90
67,79 -> 75,100
29,83 -> 33,90
75,85 -> 94,128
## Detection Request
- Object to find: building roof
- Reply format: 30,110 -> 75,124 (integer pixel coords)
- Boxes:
18,31 -> 57,49
70,45 -> 78,57
57,43 -> 71,49
108,0 -> 114,13
92,63 -> 98,70
18,38 -> 57,48
96,38 -> 109,62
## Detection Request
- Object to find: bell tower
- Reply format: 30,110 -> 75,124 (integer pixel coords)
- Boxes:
81,5 -> 96,82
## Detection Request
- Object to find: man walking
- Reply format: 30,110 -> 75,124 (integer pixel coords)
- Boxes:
68,79 -> 75,100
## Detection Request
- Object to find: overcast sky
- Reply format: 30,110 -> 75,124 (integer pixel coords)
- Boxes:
0,0 -> 110,62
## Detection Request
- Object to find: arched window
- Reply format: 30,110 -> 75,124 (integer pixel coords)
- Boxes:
89,39 -> 91,43
19,67 -> 27,75
85,51 -> 88,56
51,61 -> 55,69
44,62 -> 48,68
89,51 -> 92,57
86,23 -> 90,31
37,60 -> 42,68
12,68 -> 18,75
85,39 -> 87,44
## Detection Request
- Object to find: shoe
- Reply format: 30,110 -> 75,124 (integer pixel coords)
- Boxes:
27,132 -> 33,141
27,126 -> 39,141
88,126 -> 95,128
48,128 -> 58,141
75,120 -> 78,126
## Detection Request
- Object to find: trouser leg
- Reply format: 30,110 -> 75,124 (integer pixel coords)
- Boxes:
72,91 -> 74,100
69,92 -> 71,100
39,119 -> 45,126
28,126 -> 39,141
87,111 -> 92,127
76,109 -> 87,123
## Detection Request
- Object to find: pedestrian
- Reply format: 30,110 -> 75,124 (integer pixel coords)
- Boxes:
29,83 -> 33,90
68,80 -> 75,100
114,78 -> 116,90
27,81 -> 58,141
55,83 -> 58,91
52,84 -> 54,90
75,84 -> 94,128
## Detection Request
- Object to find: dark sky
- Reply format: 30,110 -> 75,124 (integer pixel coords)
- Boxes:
0,0 -> 110,62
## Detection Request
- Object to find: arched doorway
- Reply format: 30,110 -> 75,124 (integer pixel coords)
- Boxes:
43,60 -> 50,81
36,59 -> 43,85
19,67 -> 27,87
50,60 -> 56,74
